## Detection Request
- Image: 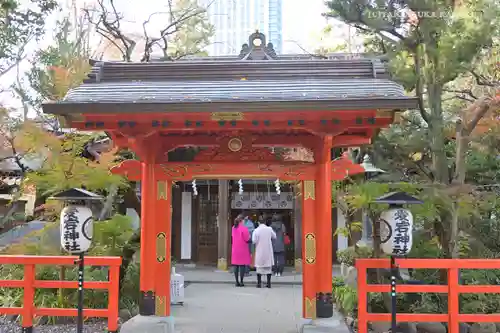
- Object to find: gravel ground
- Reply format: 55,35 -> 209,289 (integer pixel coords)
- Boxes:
0,317 -> 108,333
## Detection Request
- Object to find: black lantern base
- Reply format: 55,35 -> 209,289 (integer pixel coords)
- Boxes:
316,292 -> 334,318
21,327 -> 33,333
139,291 -> 156,316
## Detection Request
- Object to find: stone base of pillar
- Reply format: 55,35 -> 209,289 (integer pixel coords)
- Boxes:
316,292 -> 334,318
139,291 -> 156,316
120,315 -> 175,333
217,258 -> 228,271
294,258 -> 303,273
299,316 -> 349,333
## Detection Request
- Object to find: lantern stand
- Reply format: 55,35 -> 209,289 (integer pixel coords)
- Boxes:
49,188 -> 104,333
373,192 -> 423,333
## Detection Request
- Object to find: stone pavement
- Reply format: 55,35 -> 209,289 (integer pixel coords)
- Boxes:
176,265 -> 341,285
171,283 -> 303,333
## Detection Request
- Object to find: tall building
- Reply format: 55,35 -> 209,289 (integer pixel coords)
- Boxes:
201,0 -> 282,56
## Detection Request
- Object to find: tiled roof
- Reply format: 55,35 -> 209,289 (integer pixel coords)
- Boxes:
42,32 -> 418,115
63,78 -> 406,104
83,58 -> 388,83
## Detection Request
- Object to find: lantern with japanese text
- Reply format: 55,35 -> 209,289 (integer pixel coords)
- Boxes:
50,188 -> 103,333
60,205 -> 93,254
50,188 -> 103,254
374,192 -> 423,257
379,208 -> 413,256
374,191 -> 423,333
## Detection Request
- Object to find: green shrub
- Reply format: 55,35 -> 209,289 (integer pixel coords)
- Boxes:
120,262 -> 140,311
0,213 -> 138,320
337,246 -> 373,266
332,276 -> 357,316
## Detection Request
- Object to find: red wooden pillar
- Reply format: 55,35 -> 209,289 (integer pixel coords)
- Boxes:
139,150 -> 157,316
154,179 -> 172,316
315,135 -> 334,318
302,180 -> 317,319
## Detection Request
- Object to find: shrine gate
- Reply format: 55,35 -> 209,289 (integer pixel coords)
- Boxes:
43,32 -> 417,326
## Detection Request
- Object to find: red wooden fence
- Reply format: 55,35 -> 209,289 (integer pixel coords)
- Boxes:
356,258 -> 500,333
0,255 -> 121,333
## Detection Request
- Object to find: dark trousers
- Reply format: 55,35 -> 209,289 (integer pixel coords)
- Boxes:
233,265 -> 245,285
257,273 -> 272,288
273,251 -> 285,274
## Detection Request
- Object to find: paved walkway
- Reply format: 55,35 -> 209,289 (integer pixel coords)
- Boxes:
177,265 -> 341,285
172,283 -> 302,333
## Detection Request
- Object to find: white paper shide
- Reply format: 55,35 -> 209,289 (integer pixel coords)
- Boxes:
60,205 -> 93,254
379,208 -> 413,256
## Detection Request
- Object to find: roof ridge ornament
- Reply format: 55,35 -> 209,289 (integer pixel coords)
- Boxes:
238,31 -> 277,60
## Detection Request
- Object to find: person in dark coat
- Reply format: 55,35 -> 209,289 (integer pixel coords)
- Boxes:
270,213 -> 286,277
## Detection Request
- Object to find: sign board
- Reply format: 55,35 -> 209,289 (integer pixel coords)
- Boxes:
171,269 -> 185,305
60,205 -> 93,254
231,192 -> 293,210
379,208 -> 413,256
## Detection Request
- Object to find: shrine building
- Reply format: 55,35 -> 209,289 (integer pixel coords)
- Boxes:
43,31 -> 417,329
144,160 -> 366,269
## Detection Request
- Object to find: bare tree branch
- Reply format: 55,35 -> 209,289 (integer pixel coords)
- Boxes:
469,69 -> 497,87
141,4 -> 205,62
443,87 -> 479,101
0,39 -> 30,79
84,0 -> 136,61
466,96 -> 500,133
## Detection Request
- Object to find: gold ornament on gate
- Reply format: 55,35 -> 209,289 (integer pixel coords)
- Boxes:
155,296 -> 166,316
156,232 -> 167,263
304,233 -> 316,264
305,297 -> 316,319
228,138 -> 243,152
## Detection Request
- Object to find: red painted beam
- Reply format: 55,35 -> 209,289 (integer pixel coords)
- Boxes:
82,110 -> 379,122
113,133 -> 320,148
72,118 -> 392,133
334,135 -> 371,147
110,154 -> 365,181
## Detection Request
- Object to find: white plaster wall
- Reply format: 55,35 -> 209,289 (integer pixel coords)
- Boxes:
181,192 -> 192,260
337,208 -> 348,251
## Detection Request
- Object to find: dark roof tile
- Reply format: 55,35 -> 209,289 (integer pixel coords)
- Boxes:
63,79 -> 407,104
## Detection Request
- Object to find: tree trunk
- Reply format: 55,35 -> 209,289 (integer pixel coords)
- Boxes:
427,83 -> 449,184
370,210 -> 382,258
98,184 -> 118,220
450,122 -> 470,258
454,123 -> 469,185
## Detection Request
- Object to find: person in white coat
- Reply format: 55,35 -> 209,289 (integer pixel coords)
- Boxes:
252,215 -> 276,288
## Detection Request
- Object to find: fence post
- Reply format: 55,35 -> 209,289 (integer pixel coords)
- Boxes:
107,264 -> 120,333
357,260 -> 368,333
448,268 -> 459,333
22,264 -> 36,333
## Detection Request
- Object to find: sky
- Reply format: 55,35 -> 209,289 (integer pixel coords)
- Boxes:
1,0 -> 350,112
107,0 -> 338,54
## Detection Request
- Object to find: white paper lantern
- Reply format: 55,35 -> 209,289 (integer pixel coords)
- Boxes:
379,208 -> 413,256
60,205 -> 93,254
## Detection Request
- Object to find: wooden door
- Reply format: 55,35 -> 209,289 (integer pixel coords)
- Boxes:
193,189 -> 219,264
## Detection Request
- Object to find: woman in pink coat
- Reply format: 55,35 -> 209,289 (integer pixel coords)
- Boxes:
231,214 -> 251,287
